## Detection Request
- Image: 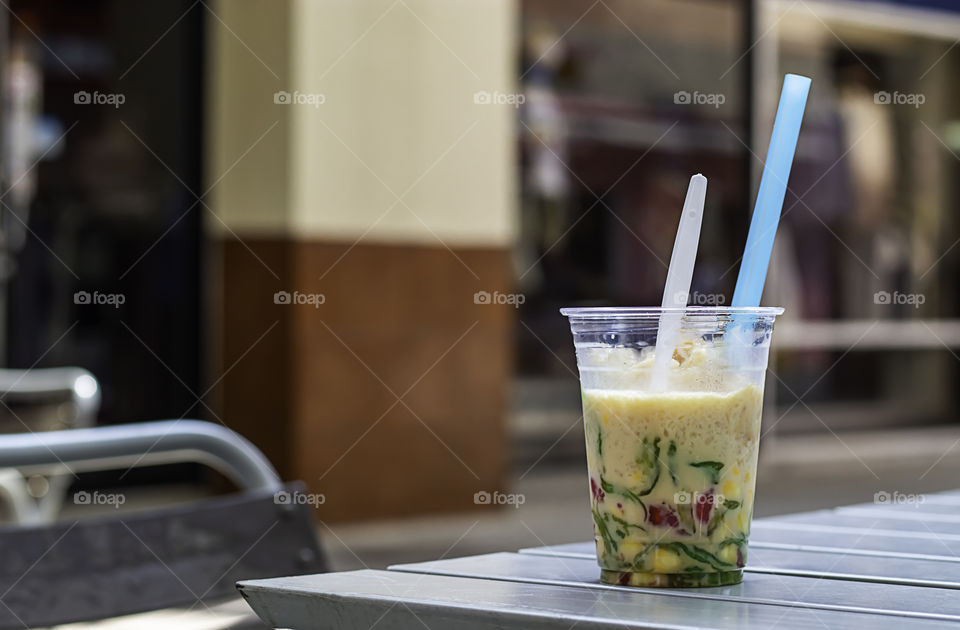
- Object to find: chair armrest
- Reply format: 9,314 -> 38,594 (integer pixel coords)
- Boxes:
0,367 -> 100,428
0,420 -> 282,492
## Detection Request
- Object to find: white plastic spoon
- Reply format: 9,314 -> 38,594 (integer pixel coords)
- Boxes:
650,174 -> 708,391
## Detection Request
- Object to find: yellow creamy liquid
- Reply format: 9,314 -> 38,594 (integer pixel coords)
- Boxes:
582,384 -> 762,584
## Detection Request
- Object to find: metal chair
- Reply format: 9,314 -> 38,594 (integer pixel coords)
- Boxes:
0,420 -> 325,628
0,367 -> 100,524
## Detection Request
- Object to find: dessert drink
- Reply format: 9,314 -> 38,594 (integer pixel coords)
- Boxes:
584,383 -> 760,586
563,307 -> 781,587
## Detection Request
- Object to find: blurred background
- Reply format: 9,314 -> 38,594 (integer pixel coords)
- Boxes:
2,0 -> 960,600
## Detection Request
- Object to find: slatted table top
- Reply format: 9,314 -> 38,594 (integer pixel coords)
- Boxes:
239,490 -> 960,629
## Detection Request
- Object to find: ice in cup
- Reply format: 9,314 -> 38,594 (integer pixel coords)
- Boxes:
561,307 -> 782,587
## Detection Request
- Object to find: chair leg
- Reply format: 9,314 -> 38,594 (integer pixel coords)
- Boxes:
0,469 -> 42,525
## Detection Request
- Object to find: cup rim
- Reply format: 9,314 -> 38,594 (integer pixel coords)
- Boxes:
560,306 -> 785,318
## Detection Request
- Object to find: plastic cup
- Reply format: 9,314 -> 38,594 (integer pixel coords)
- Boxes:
561,306 -> 783,588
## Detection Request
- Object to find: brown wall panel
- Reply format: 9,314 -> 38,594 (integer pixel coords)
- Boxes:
216,239 -> 295,478
216,237 -> 514,521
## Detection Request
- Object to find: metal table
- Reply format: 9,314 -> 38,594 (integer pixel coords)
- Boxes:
239,490 -> 960,629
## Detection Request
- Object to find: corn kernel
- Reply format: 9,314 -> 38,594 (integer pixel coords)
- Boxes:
722,480 -> 741,501
737,511 -> 748,530
719,545 -> 738,565
619,540 -> 645,561
732,466 -> 740,476
653,547 -> 682,573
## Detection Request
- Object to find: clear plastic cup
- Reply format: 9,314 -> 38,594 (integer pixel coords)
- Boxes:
561,306 -> 783,588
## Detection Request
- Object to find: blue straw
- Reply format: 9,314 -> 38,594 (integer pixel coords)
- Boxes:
732,74 -> 811,307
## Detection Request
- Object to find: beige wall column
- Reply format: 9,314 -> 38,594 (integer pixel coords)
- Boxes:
207,0 -> 518,520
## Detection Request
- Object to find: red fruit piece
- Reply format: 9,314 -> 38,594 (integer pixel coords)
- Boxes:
590,478 -> 605,502
695,488 -> 715,524
649,504 -> 680,528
